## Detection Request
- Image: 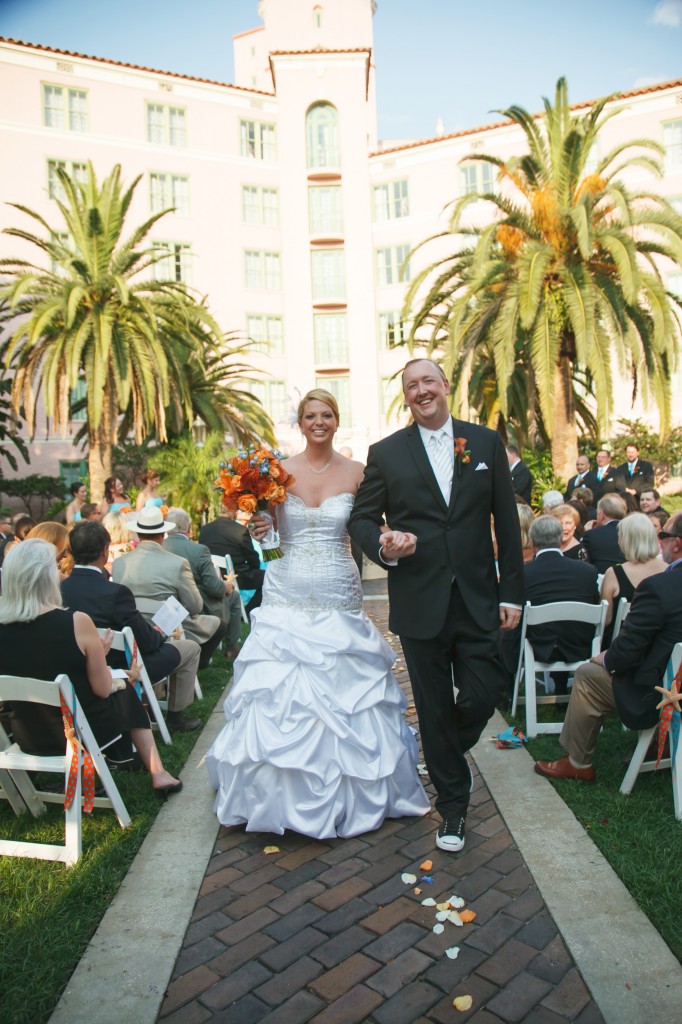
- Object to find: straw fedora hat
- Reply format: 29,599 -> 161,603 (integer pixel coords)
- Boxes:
125,506 -> 176,535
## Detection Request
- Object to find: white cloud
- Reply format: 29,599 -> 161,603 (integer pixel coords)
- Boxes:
653,1 -> 682,27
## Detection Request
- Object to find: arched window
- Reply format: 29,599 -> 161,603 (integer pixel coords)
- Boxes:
306,103 -> 340,169
313,5 -> 323,29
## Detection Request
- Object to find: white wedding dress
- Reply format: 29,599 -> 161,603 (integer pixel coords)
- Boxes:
206,492 -> 430,838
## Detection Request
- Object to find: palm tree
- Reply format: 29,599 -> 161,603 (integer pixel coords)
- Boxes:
0,163 -> 251,499
405,78 -> 682,477
0,374 -> 28,475
149,431 -> 229,532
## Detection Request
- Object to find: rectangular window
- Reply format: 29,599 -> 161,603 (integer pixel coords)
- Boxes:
246,314 -> 285,355
373,179 -> 409,221
250,380 -> 288,423
242,185 -> 279,225
146,103 -> 187,146
149,173 -> 190,215
314,314 -> 348,364
460,160 -> 496,196
378,310 -> 410,349
59,459 -> 88,487
316,375 -> 350,423
375,244 -> 411,287
380,375 -> 403,419
244,249 -> 281,290
311,249 -> 345,300
309,186 -> 343,233
152,241 -> 193,284
50,230 -> 70,275
240,119 -> 276,160
47,159 -> 87,201
663,120 -> 682,171
70,379 -> 87,421
42,84 -> 88,132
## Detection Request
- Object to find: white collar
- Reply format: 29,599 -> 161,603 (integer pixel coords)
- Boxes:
534,548 -> 563,556
417,418 -> 453,444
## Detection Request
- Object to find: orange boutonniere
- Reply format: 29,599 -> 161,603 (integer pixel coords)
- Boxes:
454,437 -> 471,475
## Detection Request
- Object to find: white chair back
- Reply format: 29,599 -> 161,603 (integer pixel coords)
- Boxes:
611,599 -> 631,640
98,626 -> 171,745
211,553 -> 249,624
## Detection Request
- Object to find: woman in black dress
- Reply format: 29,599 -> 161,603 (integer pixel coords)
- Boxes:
0,538 -> 181,796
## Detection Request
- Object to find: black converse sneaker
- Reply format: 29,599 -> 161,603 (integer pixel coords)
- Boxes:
436,816 -> 466,852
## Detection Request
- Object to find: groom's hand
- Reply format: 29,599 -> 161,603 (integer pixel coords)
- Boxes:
380,530 -> 417,560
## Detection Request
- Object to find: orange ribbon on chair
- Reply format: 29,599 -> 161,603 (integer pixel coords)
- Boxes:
656,663 -> 682,769
60,690 -> 95,814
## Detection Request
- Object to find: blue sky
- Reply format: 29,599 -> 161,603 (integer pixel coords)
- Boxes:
0,0 -> 680,139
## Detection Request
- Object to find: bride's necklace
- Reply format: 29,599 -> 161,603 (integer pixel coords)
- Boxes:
303,454 -> 334,475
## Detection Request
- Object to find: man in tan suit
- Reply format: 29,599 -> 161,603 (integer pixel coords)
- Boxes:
112,506 -> 220,731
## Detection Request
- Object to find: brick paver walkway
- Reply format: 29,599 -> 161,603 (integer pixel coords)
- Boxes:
159,592 -> 604,1024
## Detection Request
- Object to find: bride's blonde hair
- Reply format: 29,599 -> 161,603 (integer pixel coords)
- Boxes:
297,389 -> 340,426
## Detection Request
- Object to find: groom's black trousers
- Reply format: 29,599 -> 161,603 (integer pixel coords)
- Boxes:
400,580 -> 505,818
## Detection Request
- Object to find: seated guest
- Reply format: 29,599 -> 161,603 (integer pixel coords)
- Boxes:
62,521 -> 202,733
0,539 -> 182,794
199,508 -> 265,615
517,504 -> 535,563
501,516 -> 598,697
567,498 -> 591,535
102,510 -> 136,570
164,507 -> 242,659
564,456 -> 599,502
648,508 -> 670,531
639,488 -> 669,519
549,504 -> 589,561
65,481 -> 87,524
582,494 -> 627,573
112,506 -> 221,673
0,515 -> 36,564
541,490 -> 564,513
79,503 -> 101,521
27,521 -> 73,578
572,486 -> 597,520
535,512 -> 682,783
600,512 -> 665,647
615,443 -> 654,499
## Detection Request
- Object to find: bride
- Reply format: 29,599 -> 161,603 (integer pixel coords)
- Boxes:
206,388 -> 430,838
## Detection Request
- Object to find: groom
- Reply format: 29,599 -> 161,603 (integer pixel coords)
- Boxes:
348,359 -> 524,852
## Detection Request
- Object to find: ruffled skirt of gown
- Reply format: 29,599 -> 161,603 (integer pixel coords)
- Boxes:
205,605 -> 430,838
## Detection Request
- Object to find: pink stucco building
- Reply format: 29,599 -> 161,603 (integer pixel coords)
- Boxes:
1,0 -> 681,482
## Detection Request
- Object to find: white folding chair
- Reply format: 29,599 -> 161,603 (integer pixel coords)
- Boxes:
98,627 -> 171,745
512,600 -> 608,738
611,598 -> 631,640
620,642 -> 682,820
211,553 -> 249,624
0,674 -> 131,866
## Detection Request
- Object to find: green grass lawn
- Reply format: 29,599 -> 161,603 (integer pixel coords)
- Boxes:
0,655 -> 232,1024
507,705 -> 682,963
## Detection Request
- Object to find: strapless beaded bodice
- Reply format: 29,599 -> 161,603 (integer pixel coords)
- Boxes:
262,492 -> 363,612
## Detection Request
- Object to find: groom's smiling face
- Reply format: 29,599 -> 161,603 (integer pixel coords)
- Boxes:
402,360 -> 451,429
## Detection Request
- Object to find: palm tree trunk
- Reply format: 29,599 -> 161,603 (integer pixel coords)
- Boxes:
552,354 -> 578,480
88,394 -> 114,502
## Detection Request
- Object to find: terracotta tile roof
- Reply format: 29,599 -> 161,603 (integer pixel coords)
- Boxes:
0,36 -> 275,96
371,76 -> 682,158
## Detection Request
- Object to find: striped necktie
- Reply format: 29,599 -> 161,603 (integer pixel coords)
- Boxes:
429,429 -> 453,502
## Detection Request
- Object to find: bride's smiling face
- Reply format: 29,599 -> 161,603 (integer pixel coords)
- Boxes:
300,400 -> 338,444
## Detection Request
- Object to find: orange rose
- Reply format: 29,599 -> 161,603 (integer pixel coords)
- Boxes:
237,494 -> 257,514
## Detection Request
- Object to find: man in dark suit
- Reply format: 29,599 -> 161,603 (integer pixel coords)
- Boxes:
591,449 -> 624,501
582,494 -> 626,573
639,488 -> 670,519
615,443 -> 655,500
62,520 -> 202,732
535,512 -> 682,782
505,444 -> 533,504
564,455 -> 599,502
348,358 -> 524,854
199,511 -> 265,614
501,516 -> 598,695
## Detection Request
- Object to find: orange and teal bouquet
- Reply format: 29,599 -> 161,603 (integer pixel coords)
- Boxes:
216,444 -> 295,561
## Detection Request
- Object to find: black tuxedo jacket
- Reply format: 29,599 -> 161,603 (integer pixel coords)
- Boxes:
509,460 -> 533,504
605,565 -> 682,729
582,520 -> 625,574
199,517 -> 264,590
348,418 -> 524,638
564,470 -> 600,502
61,568 -> 180,683
523,552 -> 599,661
614,459 -> 654,496
591,466 -> 625,501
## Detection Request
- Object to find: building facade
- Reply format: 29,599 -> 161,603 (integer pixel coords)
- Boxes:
1,0 -> 681,480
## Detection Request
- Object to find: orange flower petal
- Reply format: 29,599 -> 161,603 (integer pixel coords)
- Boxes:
420,860 -> 433,871
459,910 -> 476,923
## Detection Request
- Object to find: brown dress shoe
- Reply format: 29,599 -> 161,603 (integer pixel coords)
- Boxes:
534,756 -> 595,783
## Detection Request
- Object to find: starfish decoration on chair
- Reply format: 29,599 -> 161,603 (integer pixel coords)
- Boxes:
654,683 -> 682,713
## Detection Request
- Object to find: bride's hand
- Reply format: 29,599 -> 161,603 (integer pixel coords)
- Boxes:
249,512 -> 274,541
